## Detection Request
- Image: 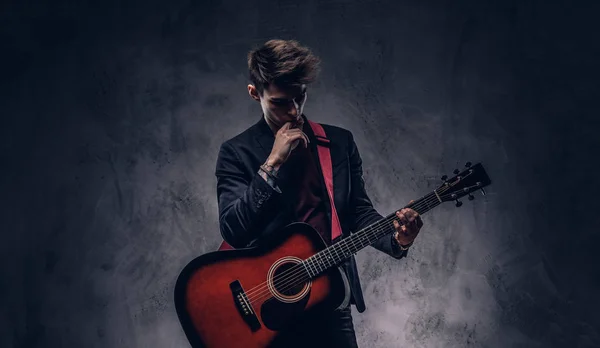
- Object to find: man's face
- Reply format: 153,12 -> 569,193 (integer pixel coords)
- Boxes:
249,83 -> 308,131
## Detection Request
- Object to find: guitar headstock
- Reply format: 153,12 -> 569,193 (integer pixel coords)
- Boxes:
436,162 -> 491,207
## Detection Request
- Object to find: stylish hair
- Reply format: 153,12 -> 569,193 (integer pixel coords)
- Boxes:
247,39 -> 321,95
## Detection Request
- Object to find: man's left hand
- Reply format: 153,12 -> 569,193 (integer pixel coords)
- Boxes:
393,200 -> 423,247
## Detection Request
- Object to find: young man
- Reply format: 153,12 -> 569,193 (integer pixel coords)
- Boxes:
215,39 -> 423,347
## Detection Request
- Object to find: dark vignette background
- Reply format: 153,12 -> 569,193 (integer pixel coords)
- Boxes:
1,0 -> 599,347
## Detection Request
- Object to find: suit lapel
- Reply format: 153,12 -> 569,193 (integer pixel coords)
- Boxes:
253,115 -> 275,160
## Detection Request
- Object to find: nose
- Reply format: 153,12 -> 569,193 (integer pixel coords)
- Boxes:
289,101 -> 300,117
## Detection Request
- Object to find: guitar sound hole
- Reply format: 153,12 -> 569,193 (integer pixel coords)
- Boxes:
272,262 -> 306,296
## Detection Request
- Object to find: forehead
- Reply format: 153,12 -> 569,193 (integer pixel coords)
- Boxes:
265,83 -> 307,99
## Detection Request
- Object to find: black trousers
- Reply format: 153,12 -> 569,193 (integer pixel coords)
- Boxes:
268,306 -> 359,348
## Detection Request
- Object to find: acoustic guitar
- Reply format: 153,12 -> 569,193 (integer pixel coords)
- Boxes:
174,162 -> 491,347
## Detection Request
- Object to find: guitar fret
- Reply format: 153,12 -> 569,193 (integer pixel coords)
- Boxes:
340,242 -> 346,260
317,254 -> 321,273
329,250 -> 335,266
309,257 -> 317,276
302,262 -> 312,278
332,242 -> 339,264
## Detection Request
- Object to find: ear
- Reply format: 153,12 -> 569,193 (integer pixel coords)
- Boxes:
248,84 -> 261,102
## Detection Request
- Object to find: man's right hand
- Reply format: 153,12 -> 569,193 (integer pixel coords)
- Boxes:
266,121 -> 310,169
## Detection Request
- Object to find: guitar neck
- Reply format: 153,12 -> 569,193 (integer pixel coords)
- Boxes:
302,190 -> 442,278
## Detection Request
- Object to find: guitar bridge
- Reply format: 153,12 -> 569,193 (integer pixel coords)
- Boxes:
230,280 -> 261,332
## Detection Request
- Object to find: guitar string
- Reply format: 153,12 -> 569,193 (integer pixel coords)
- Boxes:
243,186 -> 463,305
242,186 -> 461,305
244,186 -> 466,306
244,192 -> 435,302
248,183 -> 481,305
244,192 -> 443,305
242,173 -> 475,301
261,174 -> 480,302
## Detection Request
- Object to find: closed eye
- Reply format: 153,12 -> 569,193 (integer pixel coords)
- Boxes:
271,92 -> 306,106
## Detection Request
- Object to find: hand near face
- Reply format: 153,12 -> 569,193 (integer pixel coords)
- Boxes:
267,121 -> 310,167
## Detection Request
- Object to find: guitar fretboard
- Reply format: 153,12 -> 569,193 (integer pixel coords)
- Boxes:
300,191 -> 441,278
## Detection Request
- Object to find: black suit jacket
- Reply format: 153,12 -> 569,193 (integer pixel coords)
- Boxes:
215,114 -> 407,313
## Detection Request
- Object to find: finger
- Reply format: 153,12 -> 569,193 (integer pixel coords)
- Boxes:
297,131 -> 310,147
395,211 -> 405,225
281,122 -> 293,131
285,128 -> 302,134
393,219 -> 405,234
285,129 -> 309,144
406,209 -> 419,222
394,221 -> 408,237
405,208 -> 417,215
302,131 -> 310,144
289,133 -> 308,148
408,211 -> 418,223
401,210 -> 417,228
284,129 -> 303,140
395,212 -> 403,230
398,210 -> 409,224
414,212 -> 421,225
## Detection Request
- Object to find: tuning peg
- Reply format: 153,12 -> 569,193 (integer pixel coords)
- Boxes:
441,175 -> 448,181
480,188 -> 486,196
453,168 -> 459,175
468,193 -> 474,200
455,199 -> 463,207
465,161 -> 472,168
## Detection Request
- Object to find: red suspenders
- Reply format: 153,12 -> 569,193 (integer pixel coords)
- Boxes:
307,120 -> 342,241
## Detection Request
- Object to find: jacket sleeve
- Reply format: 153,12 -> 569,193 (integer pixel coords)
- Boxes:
347,131 -> 408,260
215,141 -> 282,248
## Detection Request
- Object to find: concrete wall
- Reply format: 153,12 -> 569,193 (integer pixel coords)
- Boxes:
1,0 -> 599,347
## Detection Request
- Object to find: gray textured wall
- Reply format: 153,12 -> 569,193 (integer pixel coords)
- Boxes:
2,0 -> 599,347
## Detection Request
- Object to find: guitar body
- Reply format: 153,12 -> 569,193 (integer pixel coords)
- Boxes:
174,222 -> 349,348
